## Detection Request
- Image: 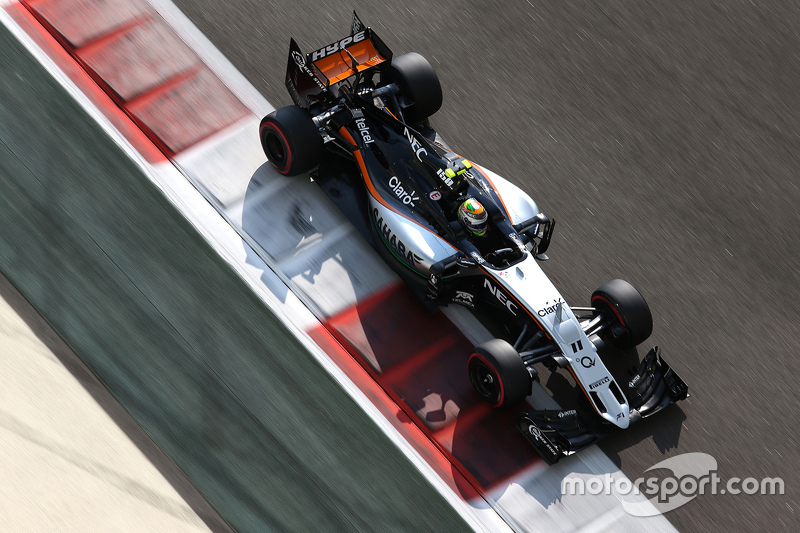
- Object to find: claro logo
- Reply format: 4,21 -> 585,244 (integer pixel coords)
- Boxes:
537,298 -> 564,317
388,176 -> 419,207
484,279 -> 518,315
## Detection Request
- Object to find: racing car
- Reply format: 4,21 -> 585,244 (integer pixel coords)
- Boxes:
259,12 -> 688,465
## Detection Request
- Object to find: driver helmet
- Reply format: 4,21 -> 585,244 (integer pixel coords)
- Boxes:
458,198 -> 489,237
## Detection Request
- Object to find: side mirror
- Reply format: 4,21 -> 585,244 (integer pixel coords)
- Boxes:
513,213 -> 548,237
513,213 -> 555,259
535,217 -> 556,260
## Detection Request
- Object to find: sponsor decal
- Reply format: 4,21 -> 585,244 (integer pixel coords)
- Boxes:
470,251 -> 485,264
291,49 -> 326,90
355,118 -> 374,144
372,208 -> 423,265
403,127 -> 428,162
537,298 -> 565,317
287,81 -> 303,106
479,177 -> 492,196
456,256 -> 477,268
483,279 -> 518,315
388,176 -> 419,206
527,424 -> 559,456
580,356 -> 596,368
436,167 -> 455,189
558,409 -> 577,418
453,291 -> 474,308
311,31 -> 367,61
508,232 -> 525,250
617,412 -> 625,420
429,190 -> 442,201
589,376 -> 610,390
351,13 -> 365,34
427,273 -> 440,298
629,375 -> 641,389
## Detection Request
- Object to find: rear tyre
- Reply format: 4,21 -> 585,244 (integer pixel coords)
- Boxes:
591,279 -> 653,349
387,52 -> 443,125
259,105 -> 322,176
468,339 -> 531,408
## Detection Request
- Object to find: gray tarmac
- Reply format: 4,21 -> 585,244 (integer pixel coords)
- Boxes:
171,1 -> 800,530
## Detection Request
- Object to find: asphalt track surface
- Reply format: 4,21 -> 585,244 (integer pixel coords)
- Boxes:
173,1 -> 800,531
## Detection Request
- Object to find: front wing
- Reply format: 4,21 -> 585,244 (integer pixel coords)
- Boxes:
518,347 -> 688,465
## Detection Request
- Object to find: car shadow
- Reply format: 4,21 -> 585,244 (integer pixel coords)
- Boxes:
598,344 -> 688,467
470,343 -> 686,508
239,158 -> 685,508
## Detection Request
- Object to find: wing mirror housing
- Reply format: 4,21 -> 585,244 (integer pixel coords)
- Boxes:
514,213 -> 555,260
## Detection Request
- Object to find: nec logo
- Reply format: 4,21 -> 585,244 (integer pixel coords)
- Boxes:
483,279 -> 517,315
403,127 -> 428,162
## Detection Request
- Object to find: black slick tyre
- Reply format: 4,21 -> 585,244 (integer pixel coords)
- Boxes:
591,279 -> 653,349
387,52 -> 442,125
468,339 -> 531,408
259,105 -> 322,176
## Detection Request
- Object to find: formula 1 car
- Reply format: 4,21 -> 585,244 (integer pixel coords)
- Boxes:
259,12 -> 688,465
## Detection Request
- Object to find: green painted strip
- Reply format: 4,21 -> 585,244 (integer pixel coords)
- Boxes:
374,223 -> 428,279
0,26 -> 470,533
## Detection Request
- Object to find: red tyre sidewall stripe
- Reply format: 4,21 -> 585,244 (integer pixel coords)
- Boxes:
260,121 -> 292,174
470,352 -> 504,408
591,294 -> 626,327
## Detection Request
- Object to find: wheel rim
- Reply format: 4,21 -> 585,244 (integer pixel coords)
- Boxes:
592,294 -> 626,327
470,358 -> 500,404
265,131 -> 286,165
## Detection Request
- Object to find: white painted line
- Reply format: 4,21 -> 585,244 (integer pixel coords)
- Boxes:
0,10 -> 512,533
144,0 -> 273,118
4,1 -> 678,530
487,447 -> 673,532
116,4 -> 679,530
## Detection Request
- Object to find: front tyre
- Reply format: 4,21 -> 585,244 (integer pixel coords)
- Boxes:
259,105 -> 322,176
591,279 -> 653,348
468,339 -> 531,408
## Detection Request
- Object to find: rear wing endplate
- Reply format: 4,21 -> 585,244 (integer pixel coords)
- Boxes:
285,11 -> 392,108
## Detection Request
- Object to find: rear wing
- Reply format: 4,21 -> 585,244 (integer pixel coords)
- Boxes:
285,11 -> 393,108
